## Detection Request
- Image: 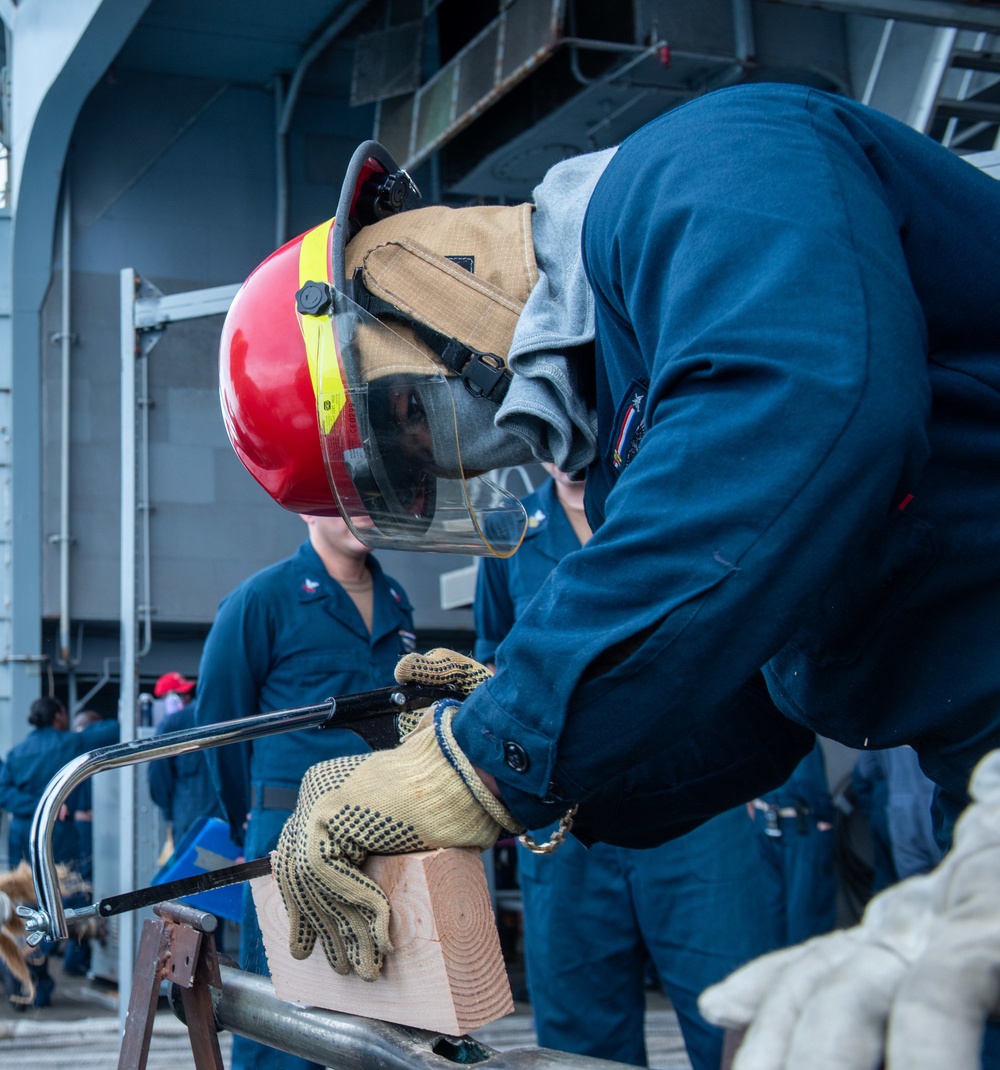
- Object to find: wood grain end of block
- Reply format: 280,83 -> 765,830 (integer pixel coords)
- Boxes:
422,848 -> 515,1032
251,847 -> 513,1035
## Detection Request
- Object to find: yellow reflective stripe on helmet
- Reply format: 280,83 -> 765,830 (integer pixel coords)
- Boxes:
297,217 -> 345,434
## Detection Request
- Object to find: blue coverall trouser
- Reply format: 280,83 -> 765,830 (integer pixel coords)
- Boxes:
232,807 -> 324,1070
519,807 -> 780,1070
750,809 -> 837,946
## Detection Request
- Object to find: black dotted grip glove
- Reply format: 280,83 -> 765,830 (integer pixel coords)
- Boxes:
273,703 -> 523,981
393,647 -> 494,739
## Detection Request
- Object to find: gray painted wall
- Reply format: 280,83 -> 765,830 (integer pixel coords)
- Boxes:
39,62 -> 478,652
2,0 -> 153,753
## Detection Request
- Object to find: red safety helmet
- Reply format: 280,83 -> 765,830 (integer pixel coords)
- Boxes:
219,141 -> 532,556
220,226 -> 332,515
220,142 -> 409,518
153,671 -> 195,698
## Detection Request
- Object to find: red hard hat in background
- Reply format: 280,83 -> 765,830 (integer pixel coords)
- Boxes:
154,671 -> 195,698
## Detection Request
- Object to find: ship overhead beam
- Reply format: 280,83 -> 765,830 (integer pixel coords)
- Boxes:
763,0 -> 1000,33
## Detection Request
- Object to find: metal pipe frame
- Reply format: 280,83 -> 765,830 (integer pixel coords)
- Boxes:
909,26 -> 958,132
119,266 -> 139,1009
212,965 -> 630,1070
118,271 -> 238,1020
56,177 -> 75,699
22,699 -> 336,942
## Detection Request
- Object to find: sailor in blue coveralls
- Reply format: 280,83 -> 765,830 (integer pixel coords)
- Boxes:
69,710 -> 120,882
197,515 -> 414,1070
476,470 -> 780,1070
148,696 -> 223,846
749,742 -> 837,946
0,697 -> 80,868
0,696 -> 81,1006
228,83 -> 1000,1069
451,86 -> 1000,1068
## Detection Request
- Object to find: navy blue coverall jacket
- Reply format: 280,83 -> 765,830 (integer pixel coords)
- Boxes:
198,539 -> 413,1070
474,479 -> 780,1070
454,83 -> 1000,848
0,726 -> 81,865
197,539 -> 414,842
148,700 -> 223,844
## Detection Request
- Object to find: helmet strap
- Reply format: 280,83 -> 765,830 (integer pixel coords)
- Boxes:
352,235 -> 528,405
352,269 -> 511,404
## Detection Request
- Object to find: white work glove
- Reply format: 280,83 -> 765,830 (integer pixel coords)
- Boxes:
699,748 -> 1000,1070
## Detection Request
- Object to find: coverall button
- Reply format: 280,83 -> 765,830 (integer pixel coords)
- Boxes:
503,741 -> 529,772
542,780 -> 566,804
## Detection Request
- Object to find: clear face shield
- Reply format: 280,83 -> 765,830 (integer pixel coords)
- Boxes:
314,289 -> 527,556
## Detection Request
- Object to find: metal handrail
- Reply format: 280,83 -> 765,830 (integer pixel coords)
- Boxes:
20,700 -> 336,942
213,964 -> 629,1069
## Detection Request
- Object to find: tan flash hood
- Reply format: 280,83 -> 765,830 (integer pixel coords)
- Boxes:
343,203 -> 538,403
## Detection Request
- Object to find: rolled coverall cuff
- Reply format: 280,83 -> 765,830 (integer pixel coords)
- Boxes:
433,702 -> 525,833
450,693 -> 578,831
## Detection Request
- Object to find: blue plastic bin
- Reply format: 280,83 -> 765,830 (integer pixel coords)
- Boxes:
151,816 -> 244,922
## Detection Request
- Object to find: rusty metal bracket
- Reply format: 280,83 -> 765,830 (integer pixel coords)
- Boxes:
117,900 -> 225,1070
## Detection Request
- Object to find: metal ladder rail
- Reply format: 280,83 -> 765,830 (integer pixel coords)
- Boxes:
910,28 -> 1000,147
859,21 -> 1000,150
941,35 -> 1000,149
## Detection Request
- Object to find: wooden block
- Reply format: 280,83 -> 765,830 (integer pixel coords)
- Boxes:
250,847 -> 514,1035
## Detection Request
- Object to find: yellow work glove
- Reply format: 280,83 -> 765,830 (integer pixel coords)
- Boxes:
393,647 -> 493,739
273,702 -> 522,981
395,647 -> 578,859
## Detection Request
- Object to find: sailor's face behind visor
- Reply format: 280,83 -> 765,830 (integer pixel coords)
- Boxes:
323,140 -> 540,555
317,292 -> 528,556
372,375 -> 497,481
379,379 -> 433,467
358,373 -> 437,526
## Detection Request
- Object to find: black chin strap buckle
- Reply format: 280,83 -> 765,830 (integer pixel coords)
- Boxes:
457,350 -> 511,404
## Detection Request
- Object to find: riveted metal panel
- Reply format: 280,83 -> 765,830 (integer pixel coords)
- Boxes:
351,20 -> 423,105
501,0 -> 563,79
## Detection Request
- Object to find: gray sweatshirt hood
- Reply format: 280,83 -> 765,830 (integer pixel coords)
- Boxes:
449,146 -> 616,477
497,146 -> 616,473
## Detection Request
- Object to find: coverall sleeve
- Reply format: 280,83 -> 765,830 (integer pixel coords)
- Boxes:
195,589 -> 272,844
0,756 -> 19,813
473,556 -> 516,665
0,750 -> 42,817
455,90 -> 933,837
146,721 -> 176,822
